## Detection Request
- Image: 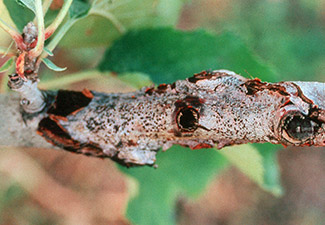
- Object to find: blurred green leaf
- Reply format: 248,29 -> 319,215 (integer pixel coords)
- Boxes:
219,145 -> 264,188
118,72 -> 153,89
1,183 -> 25,205
0,57 -> 14,73
254,143 -> 283,196
0,181 -> 26,217
60,0 -> 185,48
119,146 -> 228,225
98,27 -> 278,84
3,0 -> 35,32
222,0 -> 325,81
219,144 -> 283,196
42,58 -> 67,71
69,0 -> 91,19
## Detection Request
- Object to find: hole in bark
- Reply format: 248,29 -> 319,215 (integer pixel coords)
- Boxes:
176,107 -> 199,132
283,114 -> 318,141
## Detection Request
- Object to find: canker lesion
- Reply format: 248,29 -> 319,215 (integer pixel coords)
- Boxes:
282,113 -> 319,142
279,107 -> 324,146
176,107 -> 199,132
174,95 -> 211,134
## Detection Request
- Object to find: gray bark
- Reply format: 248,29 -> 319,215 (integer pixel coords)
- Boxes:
0,93 -> 52,148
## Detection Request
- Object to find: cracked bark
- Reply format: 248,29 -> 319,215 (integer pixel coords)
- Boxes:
2,70 -> 325,166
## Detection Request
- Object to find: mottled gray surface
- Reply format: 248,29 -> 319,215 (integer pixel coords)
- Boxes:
57,71 -> 325,165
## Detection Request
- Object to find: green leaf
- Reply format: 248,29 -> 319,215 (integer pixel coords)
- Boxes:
0,57 -> 14,73
43,47 -> 53,56
3,0 -> 35,32
118,72 -> 153,89
17,0 -> 36,13
69,0 -> 91,19
42,58 -> 67,72
254,143 -> 283,196
223,0 -> 325,81
219,145 -> 265,187
59,0 -> 185,48
220,144 -> 283,196
98,28 -> 279,84
1,183 -> 25,205
119,146 -> 228,225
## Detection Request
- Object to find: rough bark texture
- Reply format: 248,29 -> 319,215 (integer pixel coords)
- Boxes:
2,70 -> 325,166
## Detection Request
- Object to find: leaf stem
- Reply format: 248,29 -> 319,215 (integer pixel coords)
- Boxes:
90,9 -> 126,34
38,69 -> 104,89
0,45 -> 15,57
42,0 -> 53,16
29,0 -> 45,58
44,0 -> 73,39
0,18 -> 24,48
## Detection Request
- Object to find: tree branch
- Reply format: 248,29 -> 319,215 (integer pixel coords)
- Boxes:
2,70 -> 325,167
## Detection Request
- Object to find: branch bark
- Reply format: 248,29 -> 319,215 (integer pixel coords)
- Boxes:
2,70 -> 325,166
0,93 -> 52,148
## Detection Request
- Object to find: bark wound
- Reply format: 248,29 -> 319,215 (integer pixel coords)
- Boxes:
188,70 -> 221,83
279,108 -> 323,146
176,107 -> 199,132
284,115 -> 318,141
242,78 -> 289,96
174,96 -> 204,133
145,83 -> 175,95
38,90 -> 108,160
47,89 -> 93,117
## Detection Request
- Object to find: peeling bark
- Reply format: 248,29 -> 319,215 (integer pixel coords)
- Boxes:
2,70 -> 325,166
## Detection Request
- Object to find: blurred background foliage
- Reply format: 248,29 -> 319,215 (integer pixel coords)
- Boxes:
0,0 -> 324,225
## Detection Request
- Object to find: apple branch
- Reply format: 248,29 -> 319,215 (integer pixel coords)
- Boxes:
2,70 -> 325,167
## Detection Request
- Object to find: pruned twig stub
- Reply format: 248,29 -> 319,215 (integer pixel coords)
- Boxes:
13,70 -> 321,166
